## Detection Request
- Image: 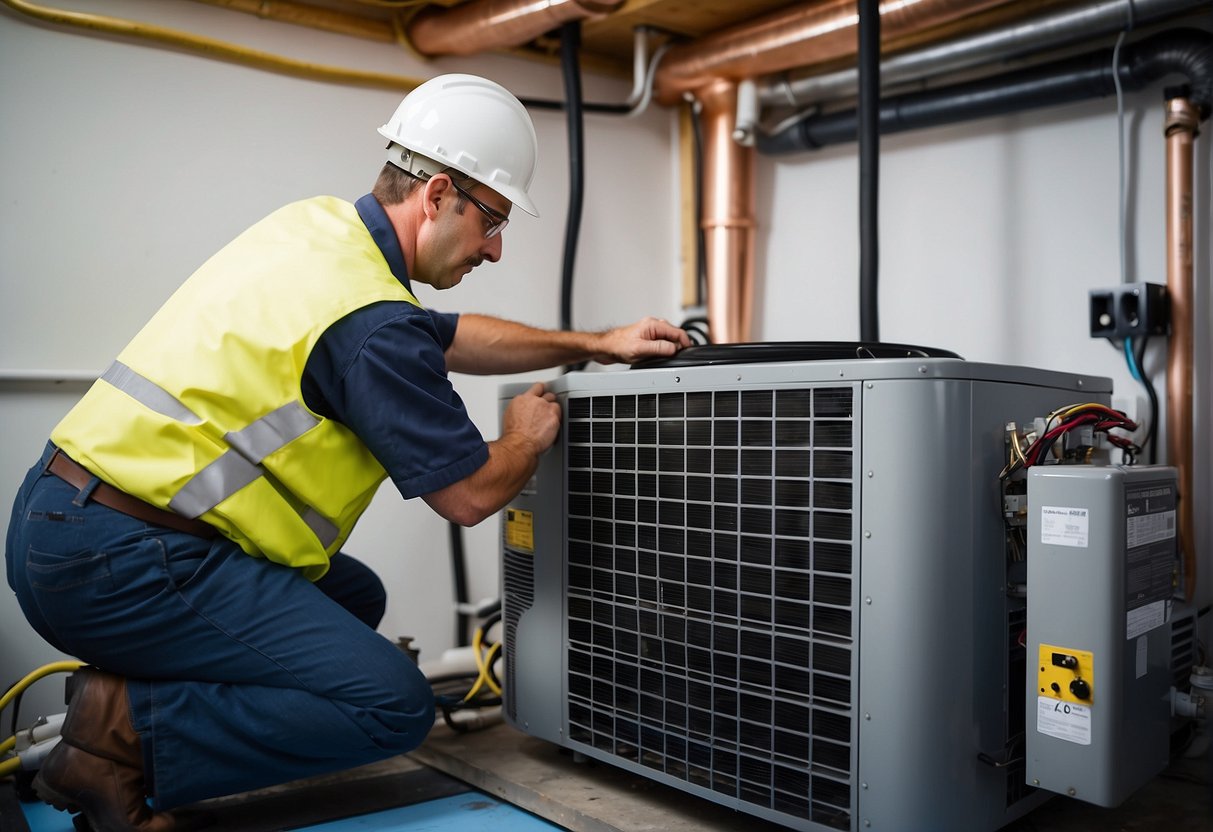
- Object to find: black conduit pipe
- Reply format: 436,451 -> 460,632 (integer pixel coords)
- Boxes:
858,0 -> 881,342
449,521 -> 470,647
560,21 -> 585,340
758,28 -> 1213,155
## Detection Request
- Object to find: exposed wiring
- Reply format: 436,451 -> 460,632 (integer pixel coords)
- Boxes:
1000,403 -> 1139,479
1,0 -> 426,92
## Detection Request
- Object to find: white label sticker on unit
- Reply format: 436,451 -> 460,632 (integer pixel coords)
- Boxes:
1037,697 -> 1092,745
1126,509 -> 1176,547
1126,599 -> 1170,640
1040,506 -> 1089,548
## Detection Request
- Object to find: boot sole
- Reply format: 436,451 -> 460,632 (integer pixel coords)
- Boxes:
31,771 -> 83,814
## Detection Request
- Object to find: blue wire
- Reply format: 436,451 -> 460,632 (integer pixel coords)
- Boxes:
1124,337 -> 1143,382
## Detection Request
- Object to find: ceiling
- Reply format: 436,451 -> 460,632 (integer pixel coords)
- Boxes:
204,0 -> 817,77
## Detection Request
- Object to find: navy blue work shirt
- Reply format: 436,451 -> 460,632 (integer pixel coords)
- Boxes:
300,194 -> 489,499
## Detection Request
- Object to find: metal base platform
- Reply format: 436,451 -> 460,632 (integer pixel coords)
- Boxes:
411,720 -> 1213,832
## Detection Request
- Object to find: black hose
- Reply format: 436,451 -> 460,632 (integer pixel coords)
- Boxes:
690,103 -> 708,311
448,521 -> 469,647
758,28 -> 1213,155
858,0 -> 881,343
560,21 -> 587,372
559,20 -> 584,333
519,97 -> 631,115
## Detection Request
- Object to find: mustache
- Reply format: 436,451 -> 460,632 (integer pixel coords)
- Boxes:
464,257 -> 482,269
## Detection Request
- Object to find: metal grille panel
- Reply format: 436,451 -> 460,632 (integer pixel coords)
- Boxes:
503,547 -> 535,722
565,388 -> 856,828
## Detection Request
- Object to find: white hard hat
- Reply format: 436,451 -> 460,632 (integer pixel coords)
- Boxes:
379,74 -> 540,217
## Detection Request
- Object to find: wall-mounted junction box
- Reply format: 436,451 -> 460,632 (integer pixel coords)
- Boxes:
1089,282 -> 1169,339
1026,465 -> 1177,807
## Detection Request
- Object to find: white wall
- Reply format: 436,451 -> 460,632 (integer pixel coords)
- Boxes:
0,0 -> 679,717
755,87 -> 1212,615
2,1 -> 1209,723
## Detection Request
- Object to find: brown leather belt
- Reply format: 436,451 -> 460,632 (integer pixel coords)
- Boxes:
46,449 -> 217,539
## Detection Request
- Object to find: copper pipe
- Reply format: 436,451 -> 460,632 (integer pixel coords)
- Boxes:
189,0 -> 396,42
406,0 -> 624,58
698,79 -> 756,344
1164,96 -> 1200,601
654,0 -> 1018,105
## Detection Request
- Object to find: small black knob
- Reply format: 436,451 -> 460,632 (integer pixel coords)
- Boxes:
1070,679 -> 1091,700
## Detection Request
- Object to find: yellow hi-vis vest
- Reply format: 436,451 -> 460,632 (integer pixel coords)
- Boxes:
52,197 -> 423,580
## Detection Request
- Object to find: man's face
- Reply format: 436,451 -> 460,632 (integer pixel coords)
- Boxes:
414,176 -> 510,290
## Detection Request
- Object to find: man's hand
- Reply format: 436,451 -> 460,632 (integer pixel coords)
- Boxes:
503,382 -> 561,454
423,382 -> 559,526
592,317 -> 693,365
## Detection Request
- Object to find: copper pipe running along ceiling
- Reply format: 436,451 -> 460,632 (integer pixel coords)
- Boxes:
407,0 -> 625,58
652,0 -> 1023,105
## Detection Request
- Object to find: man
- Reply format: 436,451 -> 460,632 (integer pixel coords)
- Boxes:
5,73 -> 690,832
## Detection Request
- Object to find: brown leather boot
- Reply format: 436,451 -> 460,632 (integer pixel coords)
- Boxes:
33,668 -> 180,832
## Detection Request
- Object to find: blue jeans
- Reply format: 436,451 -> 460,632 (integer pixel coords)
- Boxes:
5,444 -> 434,809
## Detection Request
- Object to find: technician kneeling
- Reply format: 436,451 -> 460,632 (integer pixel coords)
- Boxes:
4,73 -> 689,832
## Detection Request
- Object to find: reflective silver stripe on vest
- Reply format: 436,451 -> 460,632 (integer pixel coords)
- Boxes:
225,403 -> 319,464
101,362 -> 202,425
169,450 -> 261,518
301,508 -> 340,550
107,364 -> 338,547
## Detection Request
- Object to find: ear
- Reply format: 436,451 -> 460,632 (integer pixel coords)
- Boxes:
421,174 -> 454,221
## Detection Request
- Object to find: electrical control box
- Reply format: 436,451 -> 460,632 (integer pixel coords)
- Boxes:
1025,464 -> 1177,807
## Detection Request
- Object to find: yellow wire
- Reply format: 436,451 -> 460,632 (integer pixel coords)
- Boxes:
1,0 -> 425,93
0,755 -> 21,779
463,641 -> 503,701
0,735 -> 14,755
464,627 -> 503,701
0,661 -> 85,713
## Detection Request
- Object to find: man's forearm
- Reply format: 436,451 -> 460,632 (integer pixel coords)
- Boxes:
422,432 -> 541,525
446,314 -> 602,375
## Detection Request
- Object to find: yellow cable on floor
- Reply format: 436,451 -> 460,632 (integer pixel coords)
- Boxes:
1,0 -> 424,92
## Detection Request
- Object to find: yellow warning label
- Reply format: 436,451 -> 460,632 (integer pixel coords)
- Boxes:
1037,643 -> 1095,706
505,508 -> 534,553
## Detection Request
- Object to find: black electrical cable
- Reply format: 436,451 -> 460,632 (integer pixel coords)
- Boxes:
518,97 -> 631,115
857,0 -> 881,343
1135,334 -> 1160,464
560,21 -> 587,374
448,521 -> 470,647
689,102 -> 709,314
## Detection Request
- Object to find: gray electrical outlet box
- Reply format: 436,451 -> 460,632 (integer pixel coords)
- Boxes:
1025,465 -> 1177,807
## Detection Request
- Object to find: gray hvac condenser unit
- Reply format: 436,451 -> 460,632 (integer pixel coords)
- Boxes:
499,346 -> 1123,832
